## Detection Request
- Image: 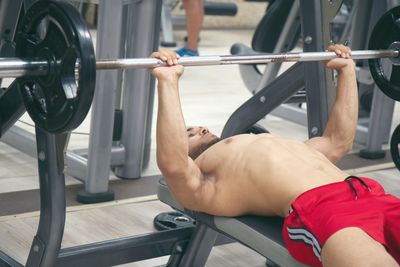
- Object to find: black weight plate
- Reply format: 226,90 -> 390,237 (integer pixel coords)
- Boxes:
252,0 -> 298,53
153,212 -> 196,231
390,124 -> 400,172
15,1 -> 95,133
369,6 -> 400,101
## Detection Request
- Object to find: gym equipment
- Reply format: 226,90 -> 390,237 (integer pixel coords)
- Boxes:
246,123 -> 270,134
2,42 -> 398,134
0,0 -> 165,206
251,0 -> 299,54
154,211 -> 196,231
0,0 -> 398,266
390,123 -> 400,171
0,1 -> 198,267
203,1 -> 237,16
233,0 -> 396,159
157,1 -> 400,267
1,1 -> 229,266
231,0 -> 351,95
15,1 -> 96,133
157,178 -> 302,266
0,0 -> 398,136
1,49 -> 398,76
369,6 -> 400,101
2,48 -> 400,133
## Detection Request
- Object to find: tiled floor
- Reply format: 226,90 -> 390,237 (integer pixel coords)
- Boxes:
0,24 -> 400,267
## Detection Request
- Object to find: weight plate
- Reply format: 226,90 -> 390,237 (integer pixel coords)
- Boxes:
369,6 -> 400,101
153,211 -> 196,231
391,124 -> 400,172
15,1 -> 95,133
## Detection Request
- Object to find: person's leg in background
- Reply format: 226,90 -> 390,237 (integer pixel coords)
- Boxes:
176,0 -> 203,56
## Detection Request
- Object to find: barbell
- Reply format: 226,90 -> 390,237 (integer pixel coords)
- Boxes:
5,1 -> 400,134
1,49 -> 399,77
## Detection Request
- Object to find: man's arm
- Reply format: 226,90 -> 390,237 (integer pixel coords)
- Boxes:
151,50 -> 213,211
305,44 -> 358,163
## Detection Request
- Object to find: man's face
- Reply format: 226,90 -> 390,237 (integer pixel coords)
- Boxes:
187,126 -> 219,158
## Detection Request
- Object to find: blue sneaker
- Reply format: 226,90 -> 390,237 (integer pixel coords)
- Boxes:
176,47 -> 199,57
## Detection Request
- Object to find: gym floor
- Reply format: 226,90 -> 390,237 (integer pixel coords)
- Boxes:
1,26 -> 400,267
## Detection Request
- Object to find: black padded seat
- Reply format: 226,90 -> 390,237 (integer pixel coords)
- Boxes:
157,179 -> 305,266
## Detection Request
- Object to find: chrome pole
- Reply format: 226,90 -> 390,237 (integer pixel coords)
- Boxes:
96,49 -> 399,69
0,58 -> 48,78
0,49 -> 398,78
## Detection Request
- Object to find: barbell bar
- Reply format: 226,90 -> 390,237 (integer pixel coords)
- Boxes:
0,49 -> 398,78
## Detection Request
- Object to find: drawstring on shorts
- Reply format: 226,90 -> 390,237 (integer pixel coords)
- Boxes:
345,176 -> 371,200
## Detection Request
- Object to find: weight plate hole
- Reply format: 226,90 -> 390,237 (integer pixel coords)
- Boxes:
174,216 -> 190,223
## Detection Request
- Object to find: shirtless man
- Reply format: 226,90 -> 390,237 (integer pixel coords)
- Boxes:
150,45 -> 400,267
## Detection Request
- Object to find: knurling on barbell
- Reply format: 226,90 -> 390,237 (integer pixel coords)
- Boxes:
9,0 -> 400,133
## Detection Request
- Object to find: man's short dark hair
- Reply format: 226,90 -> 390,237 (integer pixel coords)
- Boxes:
189,137 -> 221,160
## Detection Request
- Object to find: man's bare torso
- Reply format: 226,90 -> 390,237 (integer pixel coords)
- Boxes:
195,133 -> 349,217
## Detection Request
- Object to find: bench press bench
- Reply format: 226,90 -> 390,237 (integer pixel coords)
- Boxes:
157,179 -> 305,266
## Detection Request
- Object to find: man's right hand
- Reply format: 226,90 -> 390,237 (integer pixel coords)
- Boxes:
325,43 -> 355,72
150,49 -> 184,83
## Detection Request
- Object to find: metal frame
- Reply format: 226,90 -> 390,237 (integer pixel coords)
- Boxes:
0,81 -> 25,136
0,2 -> 198,266
0,127 -> 196,267
233,0 -> 396,155
255,0 -> 301,92
0,0 -> 23,57
222,62 -> 305,137
113,0 -> 161,178
0,0 -> 163,203
78,0 -> 125,201
70,0 -> 162,202
0,0 -> 24,131
298,0 -> 342,137
0,1 -> 227,266
160,0 -> 177,47
157,179 -> 305,267
222,0 -> 344,137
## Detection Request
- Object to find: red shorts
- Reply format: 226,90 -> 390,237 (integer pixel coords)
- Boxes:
282,176 -> 400,267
